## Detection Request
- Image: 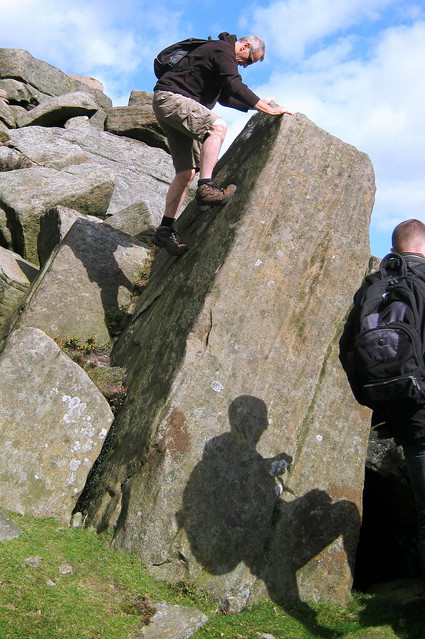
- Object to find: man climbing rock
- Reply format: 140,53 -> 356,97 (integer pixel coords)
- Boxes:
151,32 -> 294,256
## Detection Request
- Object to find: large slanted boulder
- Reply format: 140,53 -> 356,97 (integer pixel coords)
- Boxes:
77,113 -> 375,607
0,327 -> 114,522
4,218 -> 151,346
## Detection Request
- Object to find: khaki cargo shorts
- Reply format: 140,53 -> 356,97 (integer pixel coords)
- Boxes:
152,91 -> 218,173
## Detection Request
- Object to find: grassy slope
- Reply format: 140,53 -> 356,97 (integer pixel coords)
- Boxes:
0,513 -> 423,639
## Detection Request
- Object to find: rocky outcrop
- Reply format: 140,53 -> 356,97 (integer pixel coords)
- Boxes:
0,327 -> 114,522
4,124 -> 176,253
5,218 -> 150,346
76,112 -> 375,607
0,48 -> 111,111
0,46 -> 380,608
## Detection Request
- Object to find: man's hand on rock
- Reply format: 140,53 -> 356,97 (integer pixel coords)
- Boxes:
255,97 -> 295,116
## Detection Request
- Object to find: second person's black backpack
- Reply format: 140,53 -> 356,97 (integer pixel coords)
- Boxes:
346,253 -> 425,409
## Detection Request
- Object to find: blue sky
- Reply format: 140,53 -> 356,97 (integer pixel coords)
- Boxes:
2,0 -> 424,258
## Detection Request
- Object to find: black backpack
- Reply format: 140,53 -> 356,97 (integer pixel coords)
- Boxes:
346,253 -> 425,409
154,36 -> 213,79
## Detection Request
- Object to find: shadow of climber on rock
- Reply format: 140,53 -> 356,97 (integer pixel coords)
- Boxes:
176,395 -> 292,578
176,395 -> 361,637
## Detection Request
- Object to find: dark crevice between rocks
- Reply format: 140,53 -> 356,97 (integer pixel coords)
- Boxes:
353,431 -> 420,591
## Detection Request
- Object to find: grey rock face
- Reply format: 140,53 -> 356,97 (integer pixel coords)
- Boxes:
0,48 -> 112,111
128,90 -> 154,107
0,164 -> 115,263
38,205 -> 102,267
0,246 -> 38,332
6,124 -> 174,225
102,201 -> 157,244
0,510 -> 22,541
78,113 -> 375,606
0,98 -> 15,127
105,105 -> 169,151
15,92 -> 99,128
7,218 -> 150,346
0,327 -> 114,521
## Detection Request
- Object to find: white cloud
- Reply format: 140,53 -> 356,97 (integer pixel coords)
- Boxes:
0,0 -> 185,89
244,18 -> 425,253
243,0 -> 398,60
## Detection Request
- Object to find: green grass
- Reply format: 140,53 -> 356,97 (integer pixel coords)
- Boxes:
0,513 -> 423,639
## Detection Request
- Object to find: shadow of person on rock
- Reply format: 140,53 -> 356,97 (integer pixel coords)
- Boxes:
176,395 -> 292,578
176,395 -> 361,638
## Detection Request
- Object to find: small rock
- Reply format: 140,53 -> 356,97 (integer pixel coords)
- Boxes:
70,511 -> 84,528
58,563 -> 73,575
0,510 -> 22,541
24,556 -> 42,567
46,579 -> 56,587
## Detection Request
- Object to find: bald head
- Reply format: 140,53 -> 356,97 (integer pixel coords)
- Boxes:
391,219 -> 425,256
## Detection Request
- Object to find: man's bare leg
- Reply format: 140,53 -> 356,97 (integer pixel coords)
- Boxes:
152,168 -> 195,256
199,118 -> 227,179
164,168 -> 196,219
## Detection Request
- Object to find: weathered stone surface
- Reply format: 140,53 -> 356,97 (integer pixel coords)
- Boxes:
8,218 -> 149,346
78,113 -> 375,606
0,510 -> 22,541
128,90 -> 153,107
0,98 -> 15,127
7,124 -> 175,221
105,105 -> 169,151
103,201 -> 157,244
0,145 -> 34,170
0,78 -> 46,109
15,92 -> 99,128
139,602 -> 208,639
0,49 -> 112,111
0,327 -> 114,521
67,73 -> 104,93
64,116 -> 91,129
0,246 -> 38,332
38,205 -> 101,266
0,163 -> 115,263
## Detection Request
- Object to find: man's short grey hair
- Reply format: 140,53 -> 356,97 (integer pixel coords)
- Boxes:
238,35 -> 266,61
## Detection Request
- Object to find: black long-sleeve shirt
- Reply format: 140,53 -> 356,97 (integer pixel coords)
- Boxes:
154,33 -> 260,112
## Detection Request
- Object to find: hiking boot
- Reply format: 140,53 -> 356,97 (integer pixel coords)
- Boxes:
195,183 -> 237,210
152,226 -> 188,256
